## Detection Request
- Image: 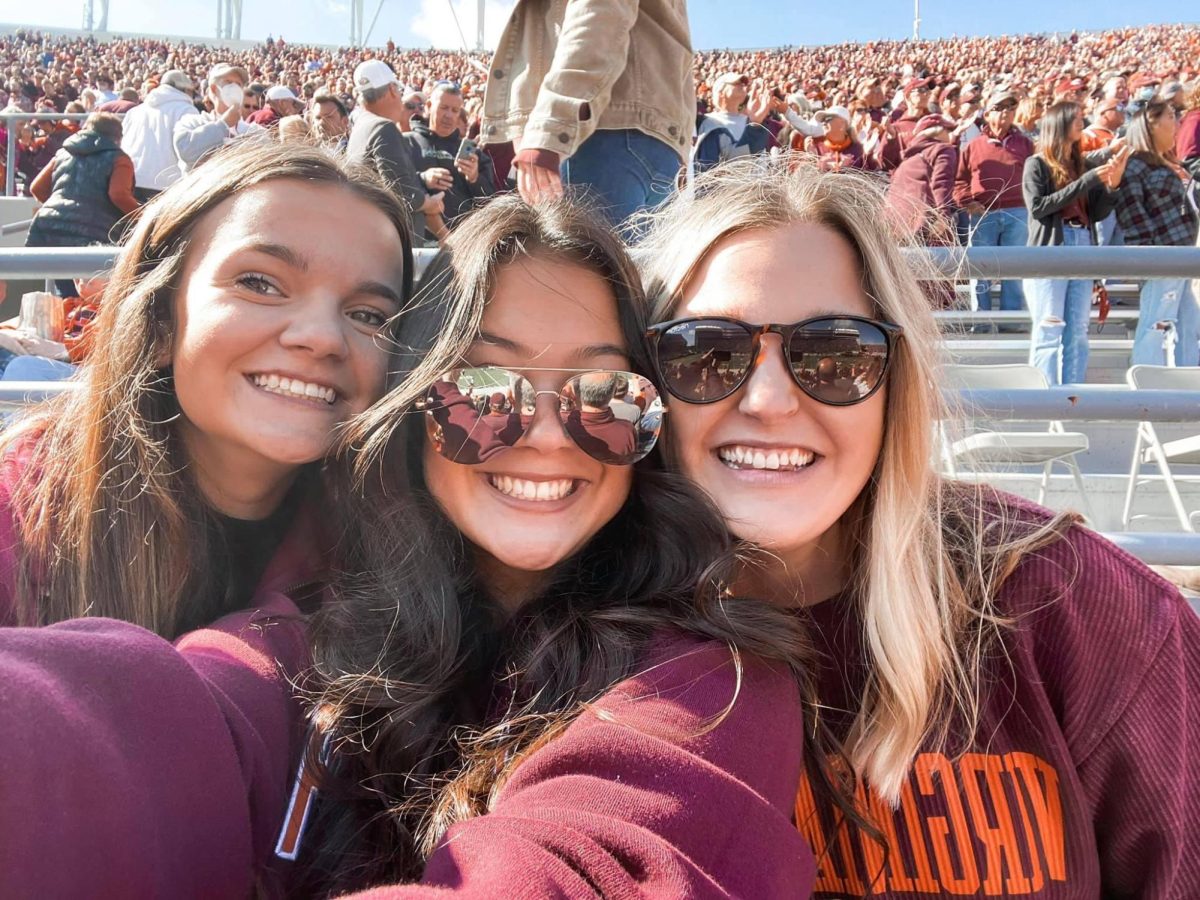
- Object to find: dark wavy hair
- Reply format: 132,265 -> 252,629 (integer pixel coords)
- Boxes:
301,195 -> 857,893
1037,100 -> 1085,189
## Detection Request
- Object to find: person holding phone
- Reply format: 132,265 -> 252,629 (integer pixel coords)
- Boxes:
407,81 -> 496,237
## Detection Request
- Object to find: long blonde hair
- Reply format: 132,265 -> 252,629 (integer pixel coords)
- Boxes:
2,140 -> 413,638
638,157 -> 1075,803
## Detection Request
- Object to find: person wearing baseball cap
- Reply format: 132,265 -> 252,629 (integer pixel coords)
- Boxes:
887,112 -> 959,245
880,77 -> 935,170
118,67 -> 199,198
346,59 -> 442,245
694,71 -> 774,172
173,62 -> 254,174
954,87 -> 1035,326
248,85 -> 304,127
804,106 -> 873,172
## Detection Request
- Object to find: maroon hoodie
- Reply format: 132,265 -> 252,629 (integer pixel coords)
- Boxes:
886,134 -> 959,241
954,126 -> 1035,210
796,491 -> 1200,897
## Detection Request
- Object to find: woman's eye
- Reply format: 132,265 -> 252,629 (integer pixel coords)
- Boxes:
236,273 -> 280,295
350,308 -> 388,328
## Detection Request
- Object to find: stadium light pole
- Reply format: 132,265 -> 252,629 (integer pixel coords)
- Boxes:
913,0 -> 920,40
476,0 -> 485,51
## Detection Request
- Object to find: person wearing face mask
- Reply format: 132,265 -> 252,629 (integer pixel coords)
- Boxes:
173,63 -> 262,174
0,141 -> 414,898
279,196 -> 860,897
640,157 -> 1200,898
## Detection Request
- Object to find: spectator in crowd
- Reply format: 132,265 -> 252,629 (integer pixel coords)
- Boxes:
1054,76 -> 1088,104
955,89 -> 1034,325
346,59 -> 442,244
173,63 -> 255,173
803,106 -> 872,171
93,74 -> 117,105
1115,98 -> 1200,366
481,0 -> 697,232
96,87 -> 140,114
1013,96 -> 1044,140
25,112 -> 139,297
1162,80 -> 1188,113
406,82 -> 495,235
120,69 -> 197,201
1176,88 -> 1200,176
248,85 -> 304,127
1082,95 -> 1125,152
1022,101 -> 1129,384
694,73 -> 774,171
309,92 -> 350,150
277,114 -> 312,143
880,77 -> 934,169
886,113 -> 959,248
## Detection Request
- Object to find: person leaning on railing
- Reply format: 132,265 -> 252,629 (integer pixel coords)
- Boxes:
24,111 -> 139,298
1115,97 -> 1200,367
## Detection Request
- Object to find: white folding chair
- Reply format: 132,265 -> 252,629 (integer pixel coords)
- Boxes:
941,364 -> 1094,521
1121,365 -> 1200,532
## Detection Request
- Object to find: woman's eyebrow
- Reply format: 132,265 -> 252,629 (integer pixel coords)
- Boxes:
475,332 -> 627,361
355,281 -> 404,310
244,242 -> 308,271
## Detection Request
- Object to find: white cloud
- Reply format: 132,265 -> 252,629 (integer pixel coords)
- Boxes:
407,0 -> 516,50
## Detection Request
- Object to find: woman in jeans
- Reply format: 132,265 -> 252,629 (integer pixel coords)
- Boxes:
1116,98 -> 1200,366
1021,101 -> 1129,384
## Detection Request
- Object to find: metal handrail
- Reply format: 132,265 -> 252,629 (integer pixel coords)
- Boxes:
1,219 -> 33,237
3,246 -> 1198,280
952,387 -> 1200,422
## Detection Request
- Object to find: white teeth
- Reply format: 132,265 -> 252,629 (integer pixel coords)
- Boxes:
489,476 -> 576,502
251,374 -> 337,405
717,445 -> 816,471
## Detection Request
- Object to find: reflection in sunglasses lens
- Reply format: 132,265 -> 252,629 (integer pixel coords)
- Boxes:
421,367 -> 662,466
656,320 -> 754,402
788,320 -> 890,404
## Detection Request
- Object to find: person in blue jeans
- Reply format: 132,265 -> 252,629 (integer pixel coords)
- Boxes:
479,0 -> 694,239
1021,101 -> 1129,384
1114,98 -> 1200,366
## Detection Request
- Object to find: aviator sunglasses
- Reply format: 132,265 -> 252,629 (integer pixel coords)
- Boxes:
414,366 -> 664,466
646,315 -> 903,406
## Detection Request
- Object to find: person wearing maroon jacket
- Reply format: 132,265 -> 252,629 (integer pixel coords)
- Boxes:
642,156 -> 1200,899
886,113 -> 959,247
955,89 -> 1034,324
276,195 -> 831,898
879,76 -> 934,170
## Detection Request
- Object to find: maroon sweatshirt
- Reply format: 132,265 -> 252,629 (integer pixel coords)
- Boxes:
795,492 -> 1200,897
954,126 -> 1035,210
339,638 -> 814,898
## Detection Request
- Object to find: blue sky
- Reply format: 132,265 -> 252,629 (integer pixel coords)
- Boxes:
4,1 -> 1197,51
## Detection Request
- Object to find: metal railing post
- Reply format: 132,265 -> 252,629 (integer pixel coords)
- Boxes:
4,114 -> 15,198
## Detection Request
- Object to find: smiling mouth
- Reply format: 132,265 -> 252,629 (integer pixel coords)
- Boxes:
717,444 -> 818,471
487,475 -> 579,502
249,373 -> 337,405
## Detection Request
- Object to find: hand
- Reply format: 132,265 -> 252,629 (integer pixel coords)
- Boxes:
420,191 -> 445,216
746,91 -> 772,125
454,152 -> 479,184
516,161 -> 564,205
221,102 -> 241,128
422,167 -> 454,191
964,202 -> 986,216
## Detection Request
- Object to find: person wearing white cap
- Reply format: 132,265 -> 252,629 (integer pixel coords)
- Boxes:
119,69 -> 197,198
173,63 -> 260,174
248,85 -> 305,127
346,59 -> 442,245
803,106 -> 873,171
694,72 -> 774,172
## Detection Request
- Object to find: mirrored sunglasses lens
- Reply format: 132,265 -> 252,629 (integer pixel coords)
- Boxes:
657,320 -> 754,402
560,372 -> 663,465
788,320 -> 890,404
420,367 -> 528,464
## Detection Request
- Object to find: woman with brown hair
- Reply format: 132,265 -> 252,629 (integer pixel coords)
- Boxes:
283,195 -> 851,897
1022,100 -> 1129,383
0,139 -> 414,896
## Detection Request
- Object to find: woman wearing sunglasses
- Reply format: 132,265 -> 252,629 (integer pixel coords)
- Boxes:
285,196 -> 839,896
640,158 -> 1200,896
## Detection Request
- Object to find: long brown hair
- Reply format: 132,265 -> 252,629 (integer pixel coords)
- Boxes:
3,140 -> 413,638
302,195 -> 854,893
1038,100 -> 1084,189
1125,99 -> 1178,169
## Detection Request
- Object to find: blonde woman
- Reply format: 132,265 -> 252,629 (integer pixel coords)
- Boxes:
640,157 -> 1200,896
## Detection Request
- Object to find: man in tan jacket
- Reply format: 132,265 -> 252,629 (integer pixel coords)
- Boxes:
480,0 -> 694,234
